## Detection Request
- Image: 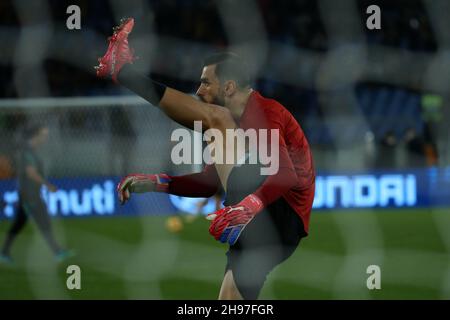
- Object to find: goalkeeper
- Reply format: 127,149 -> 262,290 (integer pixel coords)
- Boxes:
97,18 -> 315,300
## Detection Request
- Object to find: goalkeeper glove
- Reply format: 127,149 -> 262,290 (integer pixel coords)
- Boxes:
117,173 -> 171,205
207,194 -> 263,245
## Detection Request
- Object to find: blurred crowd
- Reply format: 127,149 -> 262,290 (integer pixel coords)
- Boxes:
0,0 -> 438,96
368,125 -> 438,170
0,0 -> 445,173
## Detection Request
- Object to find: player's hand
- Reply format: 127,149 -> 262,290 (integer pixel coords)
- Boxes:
206,194 -> 263,245
117,173 -> 171,205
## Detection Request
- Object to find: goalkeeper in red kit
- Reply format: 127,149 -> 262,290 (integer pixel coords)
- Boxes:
96,18 -> 315,300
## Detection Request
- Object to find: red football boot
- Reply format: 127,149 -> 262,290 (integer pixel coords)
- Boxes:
95,17 -> 137,83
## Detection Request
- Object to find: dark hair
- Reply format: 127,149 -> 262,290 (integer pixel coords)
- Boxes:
203,52 -> 251,88
23,123 -> 46,140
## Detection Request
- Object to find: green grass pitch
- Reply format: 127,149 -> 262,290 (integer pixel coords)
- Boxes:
0,208 -> 449,299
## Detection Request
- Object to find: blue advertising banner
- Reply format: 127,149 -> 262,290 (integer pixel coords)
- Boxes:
313,167 -> 450,209
0,167 -> 449,219
0,177 -> 176,219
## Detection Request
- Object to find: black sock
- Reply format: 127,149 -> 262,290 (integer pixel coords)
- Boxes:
118,64 -> 167,106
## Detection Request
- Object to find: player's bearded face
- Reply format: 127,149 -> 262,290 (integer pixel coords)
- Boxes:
213,86 -> 226,106
198,88 -> 224,106
196,65 -> 225,106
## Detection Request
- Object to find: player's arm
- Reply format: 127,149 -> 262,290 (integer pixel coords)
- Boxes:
207,142 -> 297,245
168,164 -> 220,197
25,166 -> 57,192
207,114 -> 298,245
117,164 -> 220,205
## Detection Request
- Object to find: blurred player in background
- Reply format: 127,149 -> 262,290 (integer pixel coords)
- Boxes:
195,189 -> 224,215
403,127 -> 427,168
97,18 -> 315,299
181,189 -> 225,224
0,124 -> 74,265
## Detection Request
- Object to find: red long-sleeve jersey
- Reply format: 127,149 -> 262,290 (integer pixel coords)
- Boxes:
168,91 -> 315,234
